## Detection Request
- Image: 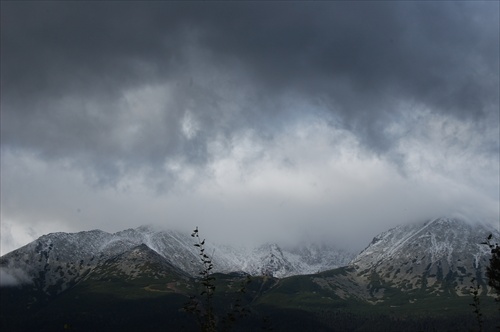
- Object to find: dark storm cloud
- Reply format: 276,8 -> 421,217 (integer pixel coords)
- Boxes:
1,1 -> 498,185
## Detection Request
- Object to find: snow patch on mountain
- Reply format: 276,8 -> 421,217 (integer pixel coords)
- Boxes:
0,224 -> 354,294
350,217 -> 499,295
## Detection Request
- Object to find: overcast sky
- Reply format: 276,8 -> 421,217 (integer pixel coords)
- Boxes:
1,1 -> 499,255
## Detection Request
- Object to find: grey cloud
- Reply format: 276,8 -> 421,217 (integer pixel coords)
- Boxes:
0,267 -> 32,286
1,1 -> 498,186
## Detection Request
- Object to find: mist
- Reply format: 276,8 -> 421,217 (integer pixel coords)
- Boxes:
1,1 -> 498,255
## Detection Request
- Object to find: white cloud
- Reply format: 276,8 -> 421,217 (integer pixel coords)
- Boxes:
0,267 -> 32,286
1,101 -> 500,254
1,106 -> 498,254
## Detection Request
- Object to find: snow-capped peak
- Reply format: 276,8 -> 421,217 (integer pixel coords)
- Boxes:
350,217 -> 499,294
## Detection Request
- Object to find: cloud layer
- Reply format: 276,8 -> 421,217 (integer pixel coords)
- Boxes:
1,2 -> 498,253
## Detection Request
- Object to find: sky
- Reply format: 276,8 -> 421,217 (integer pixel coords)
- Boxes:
1,1 -> 499,255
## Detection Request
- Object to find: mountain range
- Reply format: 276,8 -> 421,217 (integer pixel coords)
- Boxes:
0,224 -> 354,295
1,217 -> 499,331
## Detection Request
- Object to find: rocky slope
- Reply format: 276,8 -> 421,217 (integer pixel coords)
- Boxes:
1,216 -> 499,332
310,217 -> 499,302
351,217 -> 496,293
0,225 -> 353,295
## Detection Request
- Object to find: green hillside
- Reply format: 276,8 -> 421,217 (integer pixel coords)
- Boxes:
2,265 -> 498,332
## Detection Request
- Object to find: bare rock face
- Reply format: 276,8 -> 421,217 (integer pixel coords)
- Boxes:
0,225 -> 353,295
4,216 -> 494,301
0,230 -> 122,295
85,244 -> 190,282
350,217 -> 499,296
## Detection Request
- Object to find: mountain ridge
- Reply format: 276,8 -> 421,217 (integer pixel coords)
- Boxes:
341,217 -> 499,299
1,217 -> 497,288
0,223 -> 354,293
1,216 -> 499,331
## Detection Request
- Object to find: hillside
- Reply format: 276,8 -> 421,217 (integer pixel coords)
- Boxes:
1,217 -> 499,331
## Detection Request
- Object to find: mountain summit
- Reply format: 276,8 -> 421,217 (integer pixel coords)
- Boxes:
1,217 -> 499,331
0,225 -> 353,294
351,217 -> 496,293
0,217 -> 496,297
